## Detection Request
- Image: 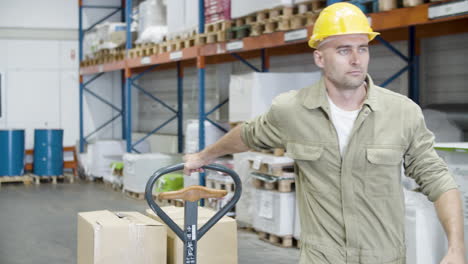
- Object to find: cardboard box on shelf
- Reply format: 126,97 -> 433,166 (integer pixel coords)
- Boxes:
146,206 -> 237,264
77,210 -> 167,264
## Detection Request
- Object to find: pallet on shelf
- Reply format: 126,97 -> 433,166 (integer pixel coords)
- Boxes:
204,20 -> 232,34
184,37 -> 197,49
248,155 -> 294,176
257,231 -> 298,248
289,12 -> 318,30
0,175 -> 33,187
245,1 -> 322,37
226,25 -> 251,40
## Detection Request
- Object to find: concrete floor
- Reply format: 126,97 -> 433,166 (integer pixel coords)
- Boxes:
0,181 -> 299,264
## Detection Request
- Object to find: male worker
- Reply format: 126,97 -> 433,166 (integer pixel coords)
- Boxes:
184,3 -> 466,264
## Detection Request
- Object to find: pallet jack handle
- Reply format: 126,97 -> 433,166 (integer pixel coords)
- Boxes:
145,163 -> 242,242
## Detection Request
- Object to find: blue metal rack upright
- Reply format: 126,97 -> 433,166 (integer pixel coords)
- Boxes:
78,1 -> 124,153
124,0 -> 184,154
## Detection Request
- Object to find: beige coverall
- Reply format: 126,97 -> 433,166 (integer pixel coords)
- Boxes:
241,75 -> 458,264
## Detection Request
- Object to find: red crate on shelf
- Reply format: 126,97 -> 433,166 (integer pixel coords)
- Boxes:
206,12 -> 231,24
204,0 -> 231,23
205,0 -> 230,14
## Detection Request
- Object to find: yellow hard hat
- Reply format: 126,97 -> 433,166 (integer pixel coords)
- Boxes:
308,2 -> 380,49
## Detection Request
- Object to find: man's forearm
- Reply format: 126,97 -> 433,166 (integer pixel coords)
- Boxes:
200,125 -> 250,161
435,189 -> 466,250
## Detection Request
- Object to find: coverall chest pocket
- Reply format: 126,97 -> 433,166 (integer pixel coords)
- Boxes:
365,148 -> 403,196
287,143 -> 330,194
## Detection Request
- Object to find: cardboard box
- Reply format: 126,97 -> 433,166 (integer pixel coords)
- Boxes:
77,210 -> 167,264
146,206 -> 237,264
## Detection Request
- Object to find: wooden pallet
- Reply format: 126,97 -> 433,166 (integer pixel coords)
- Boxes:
206,178 -> 235,192
167,29 -> 197,41
169,38 -> 194,51
249,158 -> 294,176
257,231 -> 298,248
252,176 -> 295,192
295,1 -> 326,14
0,175 -> 33,187
128,43 -> 159,58
289,12 -> 318,30
124,189 -> 145,200
205,20 -> 232,34
155,196 -> 185,207
208,31 -> 227,43
30,174 -> 72,185
184,37 -> 197,48
238,225 -> 256,233
226,25 -> 251,40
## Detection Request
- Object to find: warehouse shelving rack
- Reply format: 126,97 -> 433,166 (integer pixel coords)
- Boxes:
78,0 -> 126,153
79,0 -> 468,186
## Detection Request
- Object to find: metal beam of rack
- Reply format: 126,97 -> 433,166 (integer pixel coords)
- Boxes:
375,27 -> 419,103
79,1 -> 124,153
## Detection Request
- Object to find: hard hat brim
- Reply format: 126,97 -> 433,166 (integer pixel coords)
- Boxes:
309,32 -> 380,49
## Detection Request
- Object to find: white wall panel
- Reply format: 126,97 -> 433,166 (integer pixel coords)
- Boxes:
0,70 -> 6,128
6,70 -> 61,148
0,0 -> 123,30
6,40 -> 60,70
0,0 -> 77,29
0,41 -> 7,69
59,40 -> 78,70
59,70 -> 79,146
6,70 -> 60,126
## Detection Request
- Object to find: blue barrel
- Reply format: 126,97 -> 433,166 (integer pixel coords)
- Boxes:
0,129 -> 25,176
33,129 -> 63,176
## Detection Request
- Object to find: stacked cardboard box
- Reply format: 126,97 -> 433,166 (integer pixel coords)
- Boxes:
77,211 -> 167,264
146,206 -> 237,264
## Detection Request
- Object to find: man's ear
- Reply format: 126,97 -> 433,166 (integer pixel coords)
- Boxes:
313,50 -> 324,69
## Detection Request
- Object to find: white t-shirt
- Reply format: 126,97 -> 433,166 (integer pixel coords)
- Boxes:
327,96 -> 361,156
